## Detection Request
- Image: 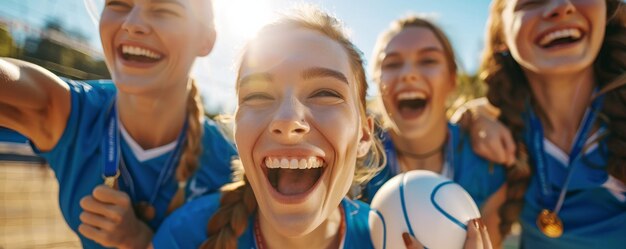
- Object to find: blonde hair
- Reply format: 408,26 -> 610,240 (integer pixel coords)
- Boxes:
481,0 -> 626,238
369,16 -> 459,129
200,5 -> 385,249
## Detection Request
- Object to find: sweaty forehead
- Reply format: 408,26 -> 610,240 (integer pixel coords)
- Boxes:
241,28 -> 351,77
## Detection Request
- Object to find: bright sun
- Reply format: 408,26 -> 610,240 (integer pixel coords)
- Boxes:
213,0 -> 274,39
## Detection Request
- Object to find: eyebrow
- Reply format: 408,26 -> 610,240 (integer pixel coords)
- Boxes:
383,46 -> 444,59
238,73 -> 273,87
418,46 -> 444,54
301,67 -> 349,85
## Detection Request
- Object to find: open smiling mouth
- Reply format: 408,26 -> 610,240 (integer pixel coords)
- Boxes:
537,28 -> 584,49
118,45 -> 164,63
264,157 -> 325,196
396,91 -> 429,119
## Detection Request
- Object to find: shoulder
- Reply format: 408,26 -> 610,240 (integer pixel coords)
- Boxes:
153,193 -> 222,249
342,198 -> 375,249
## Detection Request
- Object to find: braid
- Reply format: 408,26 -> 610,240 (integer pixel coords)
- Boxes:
177,79 -> 205,181
483,51 -> 533,238
167,79 -> 205,213
200,180 -> 257,249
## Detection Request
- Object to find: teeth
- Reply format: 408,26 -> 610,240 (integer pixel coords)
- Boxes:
398,91 -> 427,101
265,156 -> 324,169
121,45 -> 162,59
539,28 -> 582,46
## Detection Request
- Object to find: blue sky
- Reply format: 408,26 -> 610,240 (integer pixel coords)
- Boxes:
0,0 -> 492,113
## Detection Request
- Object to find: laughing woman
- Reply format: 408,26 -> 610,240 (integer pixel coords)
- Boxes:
0,0 -> 236,248
152,7 -> 383,249
469,0 -> 626,248
360,17 -> 507,237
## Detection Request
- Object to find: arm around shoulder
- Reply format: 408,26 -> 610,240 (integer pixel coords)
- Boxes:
0,57 -> 71,151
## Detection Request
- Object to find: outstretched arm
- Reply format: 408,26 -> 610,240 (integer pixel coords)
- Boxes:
453,98 -> 516,166
0,57 -> 71,151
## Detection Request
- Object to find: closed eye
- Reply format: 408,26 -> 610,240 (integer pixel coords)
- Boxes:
241,93 -> 273,103
311,89 -> 343,99
419,58 -> 440,66
382,61 -> 403,69
516,0 -> 545,10
153,8 -> 179,16
106,0 -> 132,10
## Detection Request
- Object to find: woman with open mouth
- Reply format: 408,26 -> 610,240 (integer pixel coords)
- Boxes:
461,0 -> 626,248
152,6 -> 494,249
152,6 -> 384,249
0,0 -> 236,248
360,15 -> 507,242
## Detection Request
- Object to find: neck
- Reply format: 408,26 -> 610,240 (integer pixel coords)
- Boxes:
526,68 -> 595,153
390,118 -> 447,173
117,79 -> 190,149
260,207 -> 342,249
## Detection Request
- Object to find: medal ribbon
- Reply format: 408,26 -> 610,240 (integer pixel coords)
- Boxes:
526,93 -> 604,214
102,97 -> 188,219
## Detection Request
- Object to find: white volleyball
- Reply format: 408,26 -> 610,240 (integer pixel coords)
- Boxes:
369,170 -> 481,249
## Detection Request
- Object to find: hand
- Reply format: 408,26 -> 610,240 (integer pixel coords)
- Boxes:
79,185 -> 153,249
453,98 -> 515,166
403,218 -> 493,249
469,112 -> 516,166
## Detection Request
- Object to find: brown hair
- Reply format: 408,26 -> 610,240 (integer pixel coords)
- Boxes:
370,16 -> 460,128
166,79 -> 206,212
167,0 -> 217,212
200,5 -> 385,249
480,0 -> 626,238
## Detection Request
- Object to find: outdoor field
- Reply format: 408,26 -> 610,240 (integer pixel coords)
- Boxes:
0,162 -> 80,249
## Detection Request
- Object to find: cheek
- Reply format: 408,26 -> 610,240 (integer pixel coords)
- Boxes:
235,109 -> 268,154
311,106 -> 359,152
380,71 -> 398,91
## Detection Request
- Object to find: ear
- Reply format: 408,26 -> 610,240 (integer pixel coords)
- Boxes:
357,115 -> 375,158
198,28 -> 217,56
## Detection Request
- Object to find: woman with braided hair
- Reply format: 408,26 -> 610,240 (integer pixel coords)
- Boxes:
0,0 -> 236,248
153,6 -> 494,249
463,0 -> 626,248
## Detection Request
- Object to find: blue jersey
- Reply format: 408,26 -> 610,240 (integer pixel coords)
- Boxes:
31,79 -> 237,248
520,126 -> 626,249
153,193 -> 376,249
362,123 -> 506,208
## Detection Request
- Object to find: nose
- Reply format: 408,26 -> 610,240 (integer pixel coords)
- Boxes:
543,0 -> 576,20
400,63 -> 420,84
121,7 -> 150,35
268,97 -> 310,143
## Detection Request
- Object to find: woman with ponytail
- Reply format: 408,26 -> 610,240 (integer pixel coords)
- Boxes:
465,0 -> 626,248
0,0 -> 236,248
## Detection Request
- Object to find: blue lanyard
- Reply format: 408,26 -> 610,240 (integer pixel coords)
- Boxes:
102,100 -> 121,179
102,98 -> 188,205
526,93 -> 604,210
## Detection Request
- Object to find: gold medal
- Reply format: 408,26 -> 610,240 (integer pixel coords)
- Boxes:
536,209 -> 563,238
103,171 -> 120,189
135,201 -> 156,222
